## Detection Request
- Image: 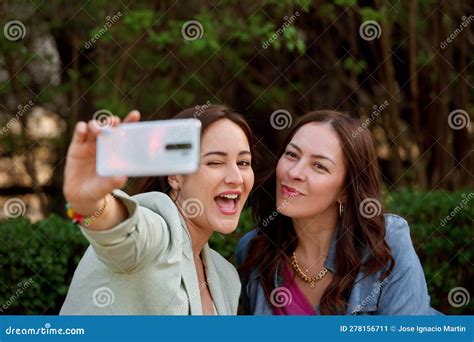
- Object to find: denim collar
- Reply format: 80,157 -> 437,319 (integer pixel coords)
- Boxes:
324,225 -> 339,274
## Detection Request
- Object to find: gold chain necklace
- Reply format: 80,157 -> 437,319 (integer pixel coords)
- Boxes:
290,252 -> 329,288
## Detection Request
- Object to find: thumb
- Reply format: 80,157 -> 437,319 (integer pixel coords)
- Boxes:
96,176 -> 127,194
111,176 -> 128,189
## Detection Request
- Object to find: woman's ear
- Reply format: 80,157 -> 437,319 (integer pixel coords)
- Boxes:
167,175 -> 182,191
336,192 -> 347,205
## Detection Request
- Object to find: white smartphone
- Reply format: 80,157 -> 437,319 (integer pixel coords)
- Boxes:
96,119 -> 202,177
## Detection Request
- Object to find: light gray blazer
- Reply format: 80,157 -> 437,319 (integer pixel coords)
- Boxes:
60,189 -> 241,315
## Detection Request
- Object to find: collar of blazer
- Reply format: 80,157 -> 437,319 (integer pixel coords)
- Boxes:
175,202 -> 230,315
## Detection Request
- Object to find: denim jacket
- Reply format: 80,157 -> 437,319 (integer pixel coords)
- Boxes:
237,214 -> 440,315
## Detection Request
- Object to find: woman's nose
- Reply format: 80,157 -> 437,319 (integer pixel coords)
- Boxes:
288,161 -> 307,182
224,164 -> 244,185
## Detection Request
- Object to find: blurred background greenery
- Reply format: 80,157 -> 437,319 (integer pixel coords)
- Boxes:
0,0 -> 472,315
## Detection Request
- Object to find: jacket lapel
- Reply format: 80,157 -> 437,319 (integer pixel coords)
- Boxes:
176,209 -> 228,315
201,244 -> 229,315
177,211 -> 203,315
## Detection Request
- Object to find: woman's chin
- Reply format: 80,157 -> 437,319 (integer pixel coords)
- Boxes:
212,219 -> 239,234
276,206 -> 302,219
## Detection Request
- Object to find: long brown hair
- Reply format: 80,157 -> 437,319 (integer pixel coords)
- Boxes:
136,104 -> 254,195
240,110 -> 395,315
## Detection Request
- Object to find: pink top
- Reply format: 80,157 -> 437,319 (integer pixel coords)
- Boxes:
272,263 -> 317,315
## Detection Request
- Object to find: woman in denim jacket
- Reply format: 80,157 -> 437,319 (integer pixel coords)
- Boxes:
238,110 -> 439,315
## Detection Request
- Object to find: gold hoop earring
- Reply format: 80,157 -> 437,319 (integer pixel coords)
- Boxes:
339,202 -> 344,217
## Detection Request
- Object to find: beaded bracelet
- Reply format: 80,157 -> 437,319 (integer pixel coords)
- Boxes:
65,195 -> 110,226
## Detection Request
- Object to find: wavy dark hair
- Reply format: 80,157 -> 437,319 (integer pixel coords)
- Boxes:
136,104 -> 254,195
240,110 -> 395,315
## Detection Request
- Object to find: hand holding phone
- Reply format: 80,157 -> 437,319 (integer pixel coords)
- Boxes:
63,110 -> 141,217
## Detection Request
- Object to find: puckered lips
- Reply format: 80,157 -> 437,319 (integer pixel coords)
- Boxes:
281,184 -> 304,198
214,190 -> 241,215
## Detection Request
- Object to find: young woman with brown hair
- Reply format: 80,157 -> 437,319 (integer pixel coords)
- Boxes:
238,110 -> 437,315
61,105 -> 254,315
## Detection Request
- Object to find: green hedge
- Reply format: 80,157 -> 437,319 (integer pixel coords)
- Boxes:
384,189 -> 473,315
0,215 -> 88,314
1,190 -> 472,314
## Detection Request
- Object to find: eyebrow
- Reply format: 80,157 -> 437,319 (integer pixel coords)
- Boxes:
288,143 -> 336,165
202,151 -> 251,157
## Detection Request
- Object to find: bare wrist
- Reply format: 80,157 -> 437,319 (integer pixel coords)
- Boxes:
82,195 -> 111,226
83,194 -> 129,231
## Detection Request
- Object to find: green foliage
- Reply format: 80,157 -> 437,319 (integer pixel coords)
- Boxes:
316,4 -> 337,21
123,9 -> 155,33
343,57 -> 367,75
0,215 -> 88,314
297,0 -> 312,13
334,0 -> 356,7
416,50 -> 435,67
283,26 -> 305,53
384,189 -> 473,315
360,7 -> 385,23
